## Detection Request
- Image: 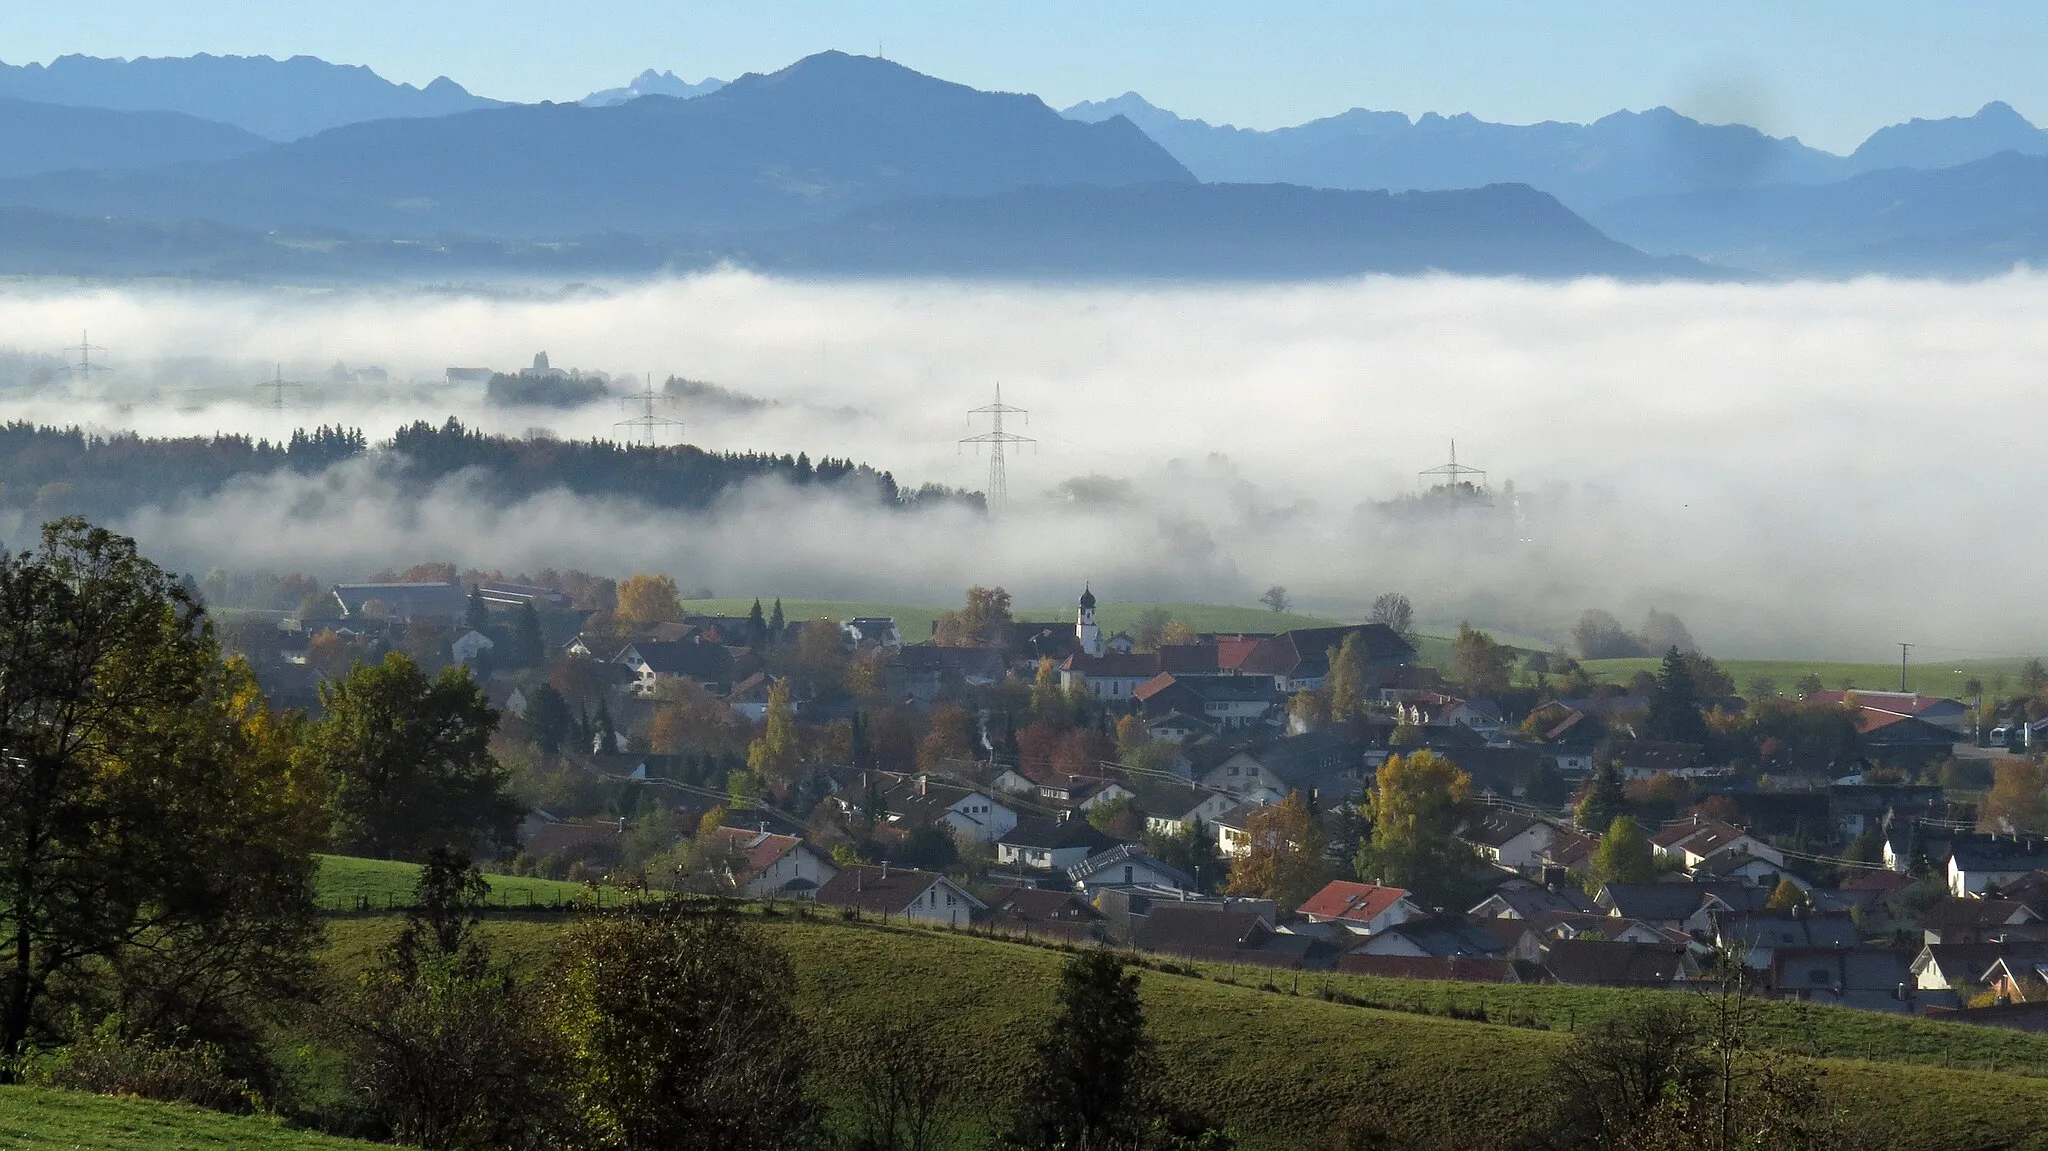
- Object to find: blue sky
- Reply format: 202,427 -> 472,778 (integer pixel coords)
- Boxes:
7,1 -> 2043,152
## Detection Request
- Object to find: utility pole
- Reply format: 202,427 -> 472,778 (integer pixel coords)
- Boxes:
960,383 -> 1033,512
1898,642 -> 1913,692
254,363 -> 304,410
615,373 -> 683,446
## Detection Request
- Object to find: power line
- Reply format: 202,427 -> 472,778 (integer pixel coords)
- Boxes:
615,373 -> 684,447
960,383 -> 1034,511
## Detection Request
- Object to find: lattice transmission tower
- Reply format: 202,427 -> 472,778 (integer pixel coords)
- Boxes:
960,383 -> 1033,511
64,330 -> 111,388
616,373 -> 684,446
254,363 -> 304,410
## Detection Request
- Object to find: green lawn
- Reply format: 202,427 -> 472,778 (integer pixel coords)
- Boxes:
313,855 -> 596,912
676,597 -> 1337,643
1580,656 -> 2031,698
0,1087 -> 373,1150
315,911 -> 2048,1151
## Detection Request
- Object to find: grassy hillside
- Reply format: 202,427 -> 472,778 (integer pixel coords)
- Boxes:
1580,656 -> 2029,698
0,1086 -> 375,1150
676,597 -> 1337,642
316,912 -> 2048,1151
314,854 -> 597,911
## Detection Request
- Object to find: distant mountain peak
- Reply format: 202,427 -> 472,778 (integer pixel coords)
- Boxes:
580,68 -> 725,107
1849,98 -> 2047,171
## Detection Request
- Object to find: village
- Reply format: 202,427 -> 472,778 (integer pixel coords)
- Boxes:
232,572 -> 2048,1032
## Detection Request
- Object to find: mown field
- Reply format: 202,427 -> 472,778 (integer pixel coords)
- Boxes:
313,854 -> 599,912
1580,656 -> 2030,698
0,1086 -> 376,1151
676,597 -> 1337,643
310,910 -> 2048,1151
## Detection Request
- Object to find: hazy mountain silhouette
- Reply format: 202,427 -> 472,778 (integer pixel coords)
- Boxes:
1063,94 -> 1847,212
1845,102 -> 2048,172
743,181 -> 1706,279
0,53 -> 499,140
0,52 -> 1191,238
581,69 -> 726,106
0,97 -> 265,177
1590,151 -> 2048,274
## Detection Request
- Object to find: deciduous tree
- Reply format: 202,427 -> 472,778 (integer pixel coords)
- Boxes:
307,652 -> 518,861
1451,622 -> 1513,697
1259,586 -> 1290,614
746,679 -> 800,787
1980,758 -> 2048,834
1356,750 -> 1478,906
1224,792 -> 1332,911
933,585 -> 1013,650
1369,592 -> 1417,643
615,573 -> 683,626
1591,816 -> 1657,886
1325,632 -> 1368,722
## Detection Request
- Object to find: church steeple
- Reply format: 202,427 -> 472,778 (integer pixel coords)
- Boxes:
1076,584 -> 1103,657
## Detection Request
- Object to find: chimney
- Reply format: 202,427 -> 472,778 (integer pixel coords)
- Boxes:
881,861 -> 890,878
919,775 -> 928,796
616,816 -> 625,834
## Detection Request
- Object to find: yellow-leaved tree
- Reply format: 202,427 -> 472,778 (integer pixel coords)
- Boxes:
616,572 -> 683,626
1223,792 -> 1331,912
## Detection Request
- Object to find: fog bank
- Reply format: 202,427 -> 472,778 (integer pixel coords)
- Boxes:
0,271 -> 2039,661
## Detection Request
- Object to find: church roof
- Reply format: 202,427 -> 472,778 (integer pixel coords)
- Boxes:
1079,586 -> 1096,610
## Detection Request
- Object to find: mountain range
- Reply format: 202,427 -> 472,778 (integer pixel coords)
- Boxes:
0,53 -> 498,140
0,49 -> 2041,278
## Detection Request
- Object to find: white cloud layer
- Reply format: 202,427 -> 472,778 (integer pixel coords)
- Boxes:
0,270 -> 2041,662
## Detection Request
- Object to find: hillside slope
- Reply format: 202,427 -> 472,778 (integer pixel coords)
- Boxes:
0,97 -> 266,177
0,1086 -> 374,1150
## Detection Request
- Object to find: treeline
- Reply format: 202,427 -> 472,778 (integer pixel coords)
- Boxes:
0,417 -> 981,522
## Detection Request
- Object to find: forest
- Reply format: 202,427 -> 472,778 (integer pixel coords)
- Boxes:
0,418 -> 978,523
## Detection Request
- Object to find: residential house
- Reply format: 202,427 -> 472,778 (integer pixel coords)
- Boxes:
452,628 -> 495,666
1595,882 -> 1768,933
1234,624 -> 1416,692
1347,914 -> 1512,958
997,817 -> 1122,873
1432,747 -> 1546,802
1058,651 -> 1167,701
1983,955 -> 2048,1003
1093,886 -> 1277,943
1457,811 -> 1557,871
1468,880 -> 1600,921
1068,844 -> 1198,893
980,886 -> 1105,943
1295,881 -> 1426,935
1765,949 -> 1918,1011
1650,816 -> 1786,871
617,638 -> 744,697
1126,778 -> 1239,837
1949,835 -> 2048,896
1212,801 -> 1265,856
727,672 -> 778,721
702,827 -> 838,899
1920,897 -> 2044,945
1711,908 -> 1860,970
1130,905 -> 1322,968
1605,740 -> 1709,781
1145,710 -> 1215,745
1828,783 -> 1946,840
1539,940 -> 1700,987
1138,672 -> 1285,732
882,777 -> 1019,844
842,617 -> 902,648
1854,711 -> 1962,770
1910,941 -> 2048,995
891,645 -> 1006,702
1200,730 -> 1363,805
815,864 -> 984,926
475,581 -> 571,611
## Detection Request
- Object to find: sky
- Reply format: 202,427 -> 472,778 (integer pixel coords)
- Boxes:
4,2 -> 2045,153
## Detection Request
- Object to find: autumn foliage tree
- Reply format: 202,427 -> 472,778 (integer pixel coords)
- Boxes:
614,573 -> 683,626
1224,792 -> 1332,911
933,585 -> 1013,650
1356,750 -> 1478,906
1980,759 -> 2048,834
745,679 -> 800,788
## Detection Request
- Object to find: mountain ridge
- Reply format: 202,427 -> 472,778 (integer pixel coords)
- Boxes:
0,96 -> 267,177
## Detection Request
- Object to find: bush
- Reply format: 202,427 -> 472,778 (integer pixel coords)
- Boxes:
41,1014 -> 258,1114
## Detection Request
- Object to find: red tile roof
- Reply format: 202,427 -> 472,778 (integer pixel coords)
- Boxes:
706,826 -> 803,881
1296,881 -> 1413,925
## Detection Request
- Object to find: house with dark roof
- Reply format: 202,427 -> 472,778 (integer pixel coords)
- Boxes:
1854,711 -> 1962,769
1649,816 -> 1786,871
1295,881 -> 1425,935
1068,844 -> 1197,893
1949,834 -> 2048,896
997,817 -> 1122,873
980,886 -> 1105,943
1125,778 -> 1238,837
1457,811 -> 1557,871
1347,914 -> 1512,959
1807,690 -> 1968,735
1764,948 -> 1918,1011
890,645 -> 1006,702
616,638 -> 745,697
476,581 -> 572,611
1595,882 -> 1764,932
1431,746 -> 1546,801
882,777 -> 1018,845
1910,941 -> 2048,995
1058,651 -> 1167,701
702,827 -> 838,899
1920,897 -> 2044,945
330,581 -> 470,623
1711,908 -> 1860,970
1200,730 -> 1363,804
815,864 -> 983,926
1130,904 -> 1324,968
1468,880 -> 1599,921
1139,672 -> 1285,731
1539,940 -> 1700,987
1604,740 -> 1709,780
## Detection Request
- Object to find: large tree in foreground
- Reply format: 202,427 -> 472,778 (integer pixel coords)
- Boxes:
1006,951 -> 1160,1151
0,519 -> 328,1074
307,653 -> 517,861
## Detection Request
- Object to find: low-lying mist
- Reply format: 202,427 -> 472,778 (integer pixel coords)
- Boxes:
0,270 -> 2039,662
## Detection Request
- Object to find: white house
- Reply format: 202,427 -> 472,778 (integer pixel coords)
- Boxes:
883,776 -> 1019,844
1650,817 -> 1786,870
1068,844 -> 1196,893
1457,812 -> 1557,871
996,817 -> 1120,873
1295,881 -> 1426,935
705,827 -> 839,899
452,629 -> 495,666
1948,835 -> 2048,896
815,864 -> 984,926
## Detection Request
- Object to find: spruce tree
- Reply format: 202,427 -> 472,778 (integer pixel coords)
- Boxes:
1646,646 -> 1711,746
1577,762 -> 1629,832
512,601 -> 544,667
593,698 -> 617,754
1006,952 -> 1159,1151
769,598 -> 786,637
464,585 -> 490,633
747,598 -> 767,648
